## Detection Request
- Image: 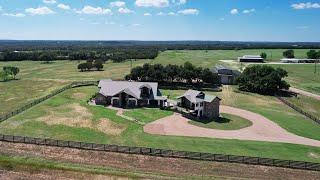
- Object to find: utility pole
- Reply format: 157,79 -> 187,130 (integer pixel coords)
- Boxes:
315,59 -> 318,74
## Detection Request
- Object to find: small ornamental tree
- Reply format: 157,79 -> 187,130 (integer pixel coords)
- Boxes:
3,66 -> 20,79
0,71 -> 9,81
77,63 -> 87,72
236,65 -> 290,95
260,52 -> 267,60
94,60 -> 104,71
307,50 -> 319,59
283,50 -> 295,59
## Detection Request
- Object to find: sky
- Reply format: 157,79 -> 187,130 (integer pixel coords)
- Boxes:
0,0 -> 319,41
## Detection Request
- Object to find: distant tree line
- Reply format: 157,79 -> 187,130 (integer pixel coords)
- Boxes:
0,48 -> 159,63
125,62 -> 220,85
282,49 -> 320,59
0,66 -> 20,82
77,60 -> 104,72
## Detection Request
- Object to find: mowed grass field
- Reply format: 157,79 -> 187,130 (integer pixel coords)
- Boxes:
0,86 -> 320,163
268,64 -> 320,95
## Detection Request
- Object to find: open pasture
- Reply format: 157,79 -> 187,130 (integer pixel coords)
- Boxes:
0,86 -> 320,163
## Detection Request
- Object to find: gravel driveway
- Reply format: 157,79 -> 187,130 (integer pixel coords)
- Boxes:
144,106 -> 320,147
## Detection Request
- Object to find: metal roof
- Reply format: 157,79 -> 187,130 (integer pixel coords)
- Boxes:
98,79 -> 164,100
177,89 -> 220,103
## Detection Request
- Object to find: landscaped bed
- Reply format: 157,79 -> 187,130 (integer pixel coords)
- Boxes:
0,86 -> 320,163
189,113 -> 253,130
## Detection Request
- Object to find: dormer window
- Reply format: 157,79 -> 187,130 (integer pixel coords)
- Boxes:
140,85 -> 152,98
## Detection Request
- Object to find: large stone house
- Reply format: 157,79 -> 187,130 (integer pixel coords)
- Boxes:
177,90 -> 221,119
95,79 -> 167,108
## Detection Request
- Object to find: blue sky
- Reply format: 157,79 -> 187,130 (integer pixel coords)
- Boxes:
0,0 -> 319,41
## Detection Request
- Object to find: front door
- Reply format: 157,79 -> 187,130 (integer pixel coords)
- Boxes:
120,92 -> 127,108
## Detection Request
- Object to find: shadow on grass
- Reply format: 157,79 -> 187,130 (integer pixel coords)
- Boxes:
191,117 -> 231,124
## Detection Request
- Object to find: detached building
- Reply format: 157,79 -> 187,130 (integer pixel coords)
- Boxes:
177,90 -> 221,119
280,58 -> 319,63
95,79 -> 167,108
238,55 -> 264,63
211,65 -> 241,85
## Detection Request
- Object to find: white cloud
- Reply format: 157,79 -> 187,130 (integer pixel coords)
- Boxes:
79,6 -> 112,15
57,4 -> 70,10
230,8 -> 238,15
3,13 -> 26,17
144,12 -> 152,16
105,21 -> 115,25
168,12 -> 176,16
118,7 -> 134,14
132,23 -> 141,26
157,12 -> 164,15
43,0 -> 56,4
0,6 -> 3,11
178,8 -> 199,15
172,0 -> 187,5
177,0 -> 187,5
25,7 -> 55,15
297,26 -> 309,29
135,0 -> 169,8
291,2 -> 320,9
110,1 -> 126,7
243,9 -> 255,14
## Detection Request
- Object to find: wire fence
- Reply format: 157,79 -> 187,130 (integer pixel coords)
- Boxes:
276,96 -> 320,124
0,134 -> 319,171
0,81 -> 98,122
1,82 -> 320,171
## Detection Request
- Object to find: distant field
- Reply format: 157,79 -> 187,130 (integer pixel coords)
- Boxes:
267,64 -> 320,95
1,49 -> 318,117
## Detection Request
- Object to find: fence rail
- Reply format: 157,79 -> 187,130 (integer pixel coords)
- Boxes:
276,95 -> 320,124
0,134 -> 319,171
0,81 -> 98,122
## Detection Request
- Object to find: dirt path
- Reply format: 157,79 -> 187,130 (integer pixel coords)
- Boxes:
0,141 -> 319,179
107,106 -> 145,125
290,87 -> 320,100
144,106 -> 320,147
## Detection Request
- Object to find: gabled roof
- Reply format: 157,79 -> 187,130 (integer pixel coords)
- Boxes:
98,79 -> 163,100
177,89 -> 220,103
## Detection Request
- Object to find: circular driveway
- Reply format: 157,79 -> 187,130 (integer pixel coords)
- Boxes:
144,106 -> 320,147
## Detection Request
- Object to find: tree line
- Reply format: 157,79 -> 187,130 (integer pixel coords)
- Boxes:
0,48 -> 159,63
282,49 -> 320,59
125,62 -> 220,85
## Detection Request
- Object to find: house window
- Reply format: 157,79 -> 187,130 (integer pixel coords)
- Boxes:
141,87 -> 150,98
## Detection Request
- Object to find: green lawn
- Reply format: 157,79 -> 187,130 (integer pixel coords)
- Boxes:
268,64 -> 320,95
1,86 -> 320,163
0,50 -> 318,116
189,113 -> 253,130
123,108 -> 173,124
283,95 -> 320,119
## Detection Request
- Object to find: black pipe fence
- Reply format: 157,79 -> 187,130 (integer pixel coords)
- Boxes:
0,134 -> 319,171
276,96 -> 320,124
0,81 -> 98,122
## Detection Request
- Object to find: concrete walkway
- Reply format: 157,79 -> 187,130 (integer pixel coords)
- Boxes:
144,106 -> 320,147
290,87 -> 320,101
